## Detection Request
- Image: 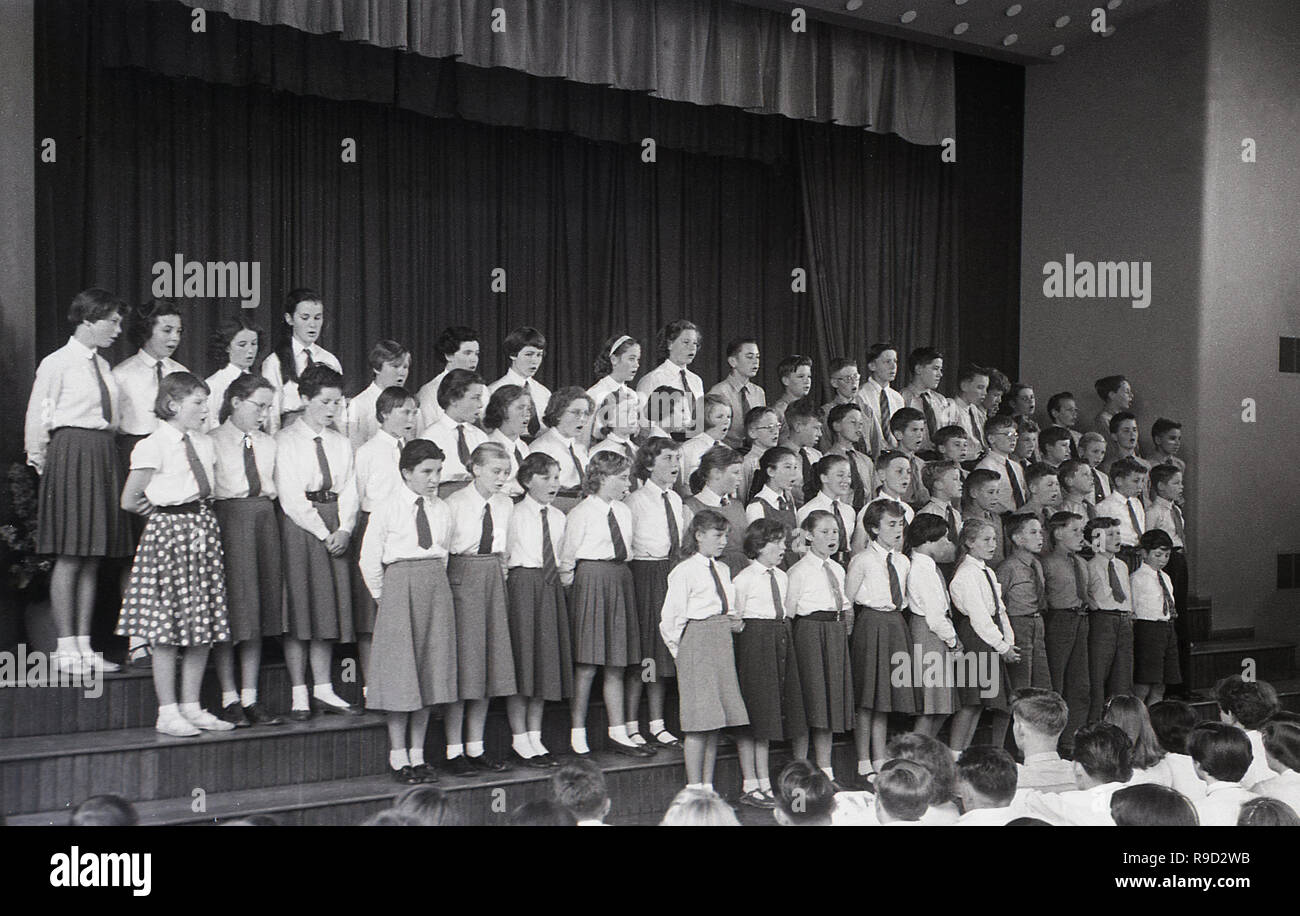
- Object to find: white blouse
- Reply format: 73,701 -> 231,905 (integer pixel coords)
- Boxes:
733,561 -> 788,621
424,414 -> 488,484
905,553 -> 958,646
949,555 -> 1014,653
273,420 -> 359,540
261,339 -> 342,434
557,495 -> 633,580
786,551 -> 848,617
130,422 -> 217,507
531,428 -> 589,490
846,540 -> 910,612
354,430 -> 406,513
359,487 -> 452,601
113,350 -> 189,436
659,552 -> 736,657
208,420 -> 278,500
444,484 -> 514,558
624,479 -> 685,560
506,495 -> 567,569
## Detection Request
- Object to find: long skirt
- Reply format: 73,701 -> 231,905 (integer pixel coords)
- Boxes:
570,560 -> 640,667
116,503 -> 230,647
348,510 -> 377,635
677,617 -> 749,732
446,554 -> 517,699
792,614 -> 854,732
734,618 -> 807,740
955,616 -> 1013,710
630,559 -> 676,679
367,558 -> 459,711
213,497 -> 285,642
905,610 -> 959,715
850,606 -> 918,713
36,428 -> 131,558
280,502 -> 353,642
506,567 -> 573,700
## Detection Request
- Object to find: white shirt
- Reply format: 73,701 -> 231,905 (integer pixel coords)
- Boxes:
795,492 -> 854,552
489,369 -> 551,429
1087,554 -> 1132,612
203,363 -> 244,432
1144,496 -> 1185,548
636,359 -> 703,415
1253,769 -> 1300,813
273,420 -> 359,540
951,398 -> 986,450
1130,564 -> 1176,622
588,376 -> 640,441
1085,465 -> 1112,504
1166,752 -> 1208,801
444,484 -> 513,557
506,495 -> 566,569
488,428 -> 529,499
1129,758 -> 1175,788
708,376 -> 766,451
832,795 -> 959,826
530,428 -> 589,491
1242,729 -> 1273,790
949,555 -> 1014,653
1017,752 -> 1078,792
953,806 -> 1018,826
113,349 -> 189,436
733,561 -> 788,621
745,486 -> 793,523
359,487 -> 452,601
346,382 -> 424,451
659,552 -> 736,656
208,420 -> 278,500
625,479 -> 685,560
425,414 -> 488,484
1015,782 -> 1127,826
130,422 -> 217,506
589,435 -> 637,465
904,387 -> 954,450
846,540 -> 910,611
354,430 -> 406,513
1194,781 -> 1256,826
786,552 -> 848,617
557,495 -> 634,579
976,451 -> 1028,514
25,337 -> 120,464
906,553 -> 958,646
857,378 -> 905,448
261,339 -> 342,433
1096,492 -> 1145,547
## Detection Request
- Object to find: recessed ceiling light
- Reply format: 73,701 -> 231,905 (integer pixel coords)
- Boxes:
1003,33 -> 1018,46
1055,15 -> 1071,28
900,10 -> 917,23
953,21 -> 969,35
1107,0 -> 1123,9
1050,44 -> 1065,56
1006,4 -> 1022,15
845,0 -> 863,11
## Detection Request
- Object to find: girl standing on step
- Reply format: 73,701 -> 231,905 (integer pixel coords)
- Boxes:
261,288 -> 342,434
682,446 -> 749,578
118,372 -> 234,737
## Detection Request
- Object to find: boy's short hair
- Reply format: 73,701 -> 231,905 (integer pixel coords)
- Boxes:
743,518 -> 788,559
1261,720 -> 1300,772
908,347 -> 942,375
1187,722 -> 1253,782
826,401 -> 863,431
775,759 -> 837,823
875,759 -> 933,821
1110,784 -> 1199,827
865,341 -> 898,365
375,386 -> 415,424
551,759 -> 609,820
437,368 -> 485,409
70,794 -> 139,827
503,326 -> 546,359
1057,458 -> 1090,486
888,406 -> 926,436
1038,426 -> 1073,452
726,337 -> 759,360
1078,431 -> 1106,451
785,399 -> 822,429
861,498 -> 907,538
517,451 -> 561,488
1003,513 -> 1041,546
985,368 -> 1011,395
508,799 -> 578,827
367,339 -> 409,373
921,459 -> 960,493
1148,463 -> 1181,494
1151,417 -> 1182,440
777,354 -> 813,383
1108,457 -> 1146,484
1011,687 -> 1069,737
1073,722 -> 1134,784
1047,510 -> 1083,546
885,732 -> 956,804
1149,700 -> 1198,755
932,425 -> 968,450
1024,462 -> 1057,490
956,364 -> 989,387
468,441 -> 510,471
1214,675 -> 1280,729
1139,529 -> 1173,552
1108,411 -> 1138,436
827,356 -> 858,377
965,468 -> 1000,491
984,414 -> 1017,438
1046,391 -> 1075,418
1083,516 -> 1119,542
1094,375 -> 1128,402
298,365 -> 344,402
1237,796 -> 1300,826
955,747 -> 1019,807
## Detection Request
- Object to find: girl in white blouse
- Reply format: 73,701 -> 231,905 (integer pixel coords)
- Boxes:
261,289 -> 343,434
902,514 -> 962,739
483,384 -> 533,500
118,372 -> 233,737
587,334 -> 642,446
203,315 -> 262,433
530,387 -> 594,512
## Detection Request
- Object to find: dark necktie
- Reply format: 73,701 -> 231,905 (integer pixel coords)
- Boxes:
769,569 -> 784,620
1092,469 -> 1106,503
801,449 -> 815,498
569,443 -> 585,483
1127,499 -> 1143,537
887,554 -> 903,610
183,433 -> 212,500
969,406 -> 981,444
708,560 -> 730,614
242,434 -> 261,497
608,508 -> 627,562
1033,559 -> 1045,606
524,381 -> 541,438
846,450 -> 863,501
1072,556 -> 1088,606
154,360 -> 164,384
921,396 -> 938,439
878,388 -> 891,433
778,493 -> 792,514
1006,460 -> 1025,508
514,445 -> 524,467
680,369 -> 695,426
945,505 -> 960,544
663,491 -> 680,557
314,435 -> 333,491
1085,500 -> 1096,520
478,502 -> 494,554
1171,503 -> 1185,543
824,561 -> 845,613
1159,573 -> 1176,619
831,501 -> 848,557
303,348 -> 316,369
415,496 -> 433,549
983,568 -> 1004,617
739,385 -> 752,420
456,424 -> 471,469
92,355 -> 113,424
540,507 -> 558,584
1108,561 -> 1127,603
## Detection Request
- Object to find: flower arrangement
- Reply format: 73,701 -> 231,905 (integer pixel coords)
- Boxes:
1,463 -> 53,594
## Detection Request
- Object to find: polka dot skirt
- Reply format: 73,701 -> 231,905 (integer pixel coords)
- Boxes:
117,503 -> 231,647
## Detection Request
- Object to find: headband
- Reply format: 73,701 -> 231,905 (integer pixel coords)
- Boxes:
609,335 -> 634,358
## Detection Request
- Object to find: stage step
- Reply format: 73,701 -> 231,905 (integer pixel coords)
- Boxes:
1186,639 -> 1297,689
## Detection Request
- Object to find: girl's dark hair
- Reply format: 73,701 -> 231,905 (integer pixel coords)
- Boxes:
517,451 -> 561,489
683,508 -> 729,557
298,364 -> 344,402
508,799 -> 578,827
208,314 -> 265,373
747,445 -> 796,502
437,369 -> 485,410
400,438 -> 445,473
375,386 -> 416,425
743,517 -> 787,559
274,288 -> 323,386
219,372 -> 273,425
435,326 -> 479,361
593,334 -> 640,381
633,436 -> 681,482
1109,784 -> 1199,827
154,371 -> 210,420
687,444 -> 743,496
655,319 -> 699,363
67,287 -> 126,325
811,453 -> 849,495
904,512 -> 949,555
130,298 -> 183,349
483,384 -> 526,432
1148,700 -> 1198,756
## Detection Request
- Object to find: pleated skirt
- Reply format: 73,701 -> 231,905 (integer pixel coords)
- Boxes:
348,510 -> 377,635
734,618 -> 807,740
367,559 -> 459,711
630,559 -> 676,679
37,428 -> 131,558
571,560 -> 640,667
792,615 -> 855,732
850,606 -> 918,713
506,567 -> 573,701
116,503 -> 230,647
280,502 -> 354,642
677,617 -> 749,732
213,497 -> 285,642
446,554 -> 517,699
905,611 -> 959,715
955,616 -> 1013,710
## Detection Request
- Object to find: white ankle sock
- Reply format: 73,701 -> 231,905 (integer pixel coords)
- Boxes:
179,702 -> 202,718
74,635 -> 92,654
222,691 -> 240,708
742,779 -> 759,793
649,718 -> 666,735
759,777 -> 772,792
528,730 -> 548,756
512,735 -> 536,758
858,760 -> 873,776
466,740 -> 485,758
362,685 -> 368,701
57,637 -> 78,656
240,688 -> 258,708
291,685 -> 310,709
609,724 -> 630,745
313,683 -> 347,706
821,766 -> 835,781
390,748 -> 410,769
571,728 -> 589,754
445,743 -> 464,760
409,748 -> 425,767
158,703 -> 179,719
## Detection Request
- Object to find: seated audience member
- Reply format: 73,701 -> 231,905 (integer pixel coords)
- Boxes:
954,747 -> 1021,826
361,808 -> 425,826
1103,694 -> 1173,787
1236,797 -> 1300,827
394,785 -> 450,826
874,760 -> 935,826
1004,816 -> 1052,826
1214,675 -> 1281,789
659,787 -> 740,826
1254,718 -> 1300,812
552,759 -> 611,826
1109,784 -> 1199,827
1148,700 -> 1207,801
774,760 -> 837,827
834,732 -> 961,826
1018,722 -> 1134,826
221,814 -> 282,826
70,795 -> 139,827
1011,688 -> 1076,792
1187,722 -> 1256,826
509,800 -> 578,826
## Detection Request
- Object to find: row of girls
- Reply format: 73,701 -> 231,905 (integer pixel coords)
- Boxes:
23,287 -> 1011,800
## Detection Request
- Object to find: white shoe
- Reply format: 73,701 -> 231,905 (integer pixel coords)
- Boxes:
82,652 -> 120,673
157,710 -> 201,737
54,652 -> 84,678
181,707 -> 236,732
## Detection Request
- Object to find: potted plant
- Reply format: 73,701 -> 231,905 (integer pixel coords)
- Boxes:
1,462 -> 55,651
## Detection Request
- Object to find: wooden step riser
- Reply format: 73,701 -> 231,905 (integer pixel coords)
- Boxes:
1187,647 -> 1296,689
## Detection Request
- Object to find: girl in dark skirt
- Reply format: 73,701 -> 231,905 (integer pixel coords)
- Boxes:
745,445 -> 808,569
359,439 -> 456,785
504,453 -> 573,766
442,442 -> 518,775
24,288 -> 132,676
947,518 -> 1020,753
845,498 -> 916,786
902,513 -> 962,740
659,509 -> 747,791
557,450 -> 651,758
733,518 -> 806,809
208,373 -> 285,727
624,436 -> 687,751
118,372 -> 234,737
682,445 -> 749,577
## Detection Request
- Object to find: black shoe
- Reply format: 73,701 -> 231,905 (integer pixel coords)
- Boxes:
532,752 -> 560,768
392,765 -> 422,785
610,740 -> 654,758
509,750 -> 556,769
310,697 -> 364,717
465,753 -> 510,773
627,737 -> 657,754
243,703 -> 285,727
287,706 -> 313,722
443,755 -> 478,777
410,763 -> 440,783
737,789 -> 776,810
219,702 -> 251,728
846,773 -> 877,793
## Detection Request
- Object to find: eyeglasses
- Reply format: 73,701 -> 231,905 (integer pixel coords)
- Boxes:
751,423 -> 782,434
831,374 -> 861,384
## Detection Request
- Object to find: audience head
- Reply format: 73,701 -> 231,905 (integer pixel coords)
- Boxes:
508,799 -> 578,826
1110,784 -> 1199,827
659,787 -> 739,826
1261,719 -> 1300,774
874,759 -> 934,823
361,808 -> 426,826
1187,722 -> 1253,784
886,732 -> 957,807
1237,797 -> 1300,827
1214,675 -> 1280,730
551,759 -> 610,823
774,760 -> 837,826
1011,687 -> 1068,751
394,785 -> 449,826
1072,722 -> 1134,788
955,746 -> 1019,810
1149,700 -> 1198,756
1103,695 -> 1168,769
70,795 -> 139,827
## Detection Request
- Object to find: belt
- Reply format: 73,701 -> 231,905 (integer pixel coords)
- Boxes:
801,610 -> 843,622
854,603 -> 900,614
1047,605 -> 1088,615
153,501 -> 208,515
306,490 -> 338,503
1008,611 -> 1041,619
1090,608 -> 1128,616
